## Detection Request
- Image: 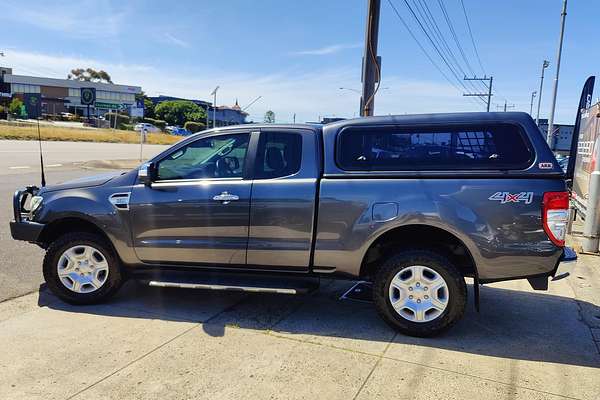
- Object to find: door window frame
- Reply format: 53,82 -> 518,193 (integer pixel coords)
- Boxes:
151,130 -> 260,184
253,129 -> 304,180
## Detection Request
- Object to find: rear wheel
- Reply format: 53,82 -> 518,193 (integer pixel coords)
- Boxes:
373,249 -> 466,337
43,232 -> 123,304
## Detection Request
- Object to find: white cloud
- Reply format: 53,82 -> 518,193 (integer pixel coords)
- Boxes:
289,43 -> 362,56
4,49 -> 500,123
160,33 -> 191,48
1,0 -> 128,38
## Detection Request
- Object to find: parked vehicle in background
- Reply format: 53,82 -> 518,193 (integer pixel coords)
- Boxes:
165,126 -> 176,133
558,156 -> 569,173
171,127 -> 192,136
134,123 -> 160,133
10,112 -> 576,337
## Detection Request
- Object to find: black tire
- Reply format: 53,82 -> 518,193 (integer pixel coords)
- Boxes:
373,248 -> 466,337
43,232 -> 123,305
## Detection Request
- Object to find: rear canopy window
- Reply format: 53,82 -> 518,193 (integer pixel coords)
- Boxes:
337,124 -> 532,171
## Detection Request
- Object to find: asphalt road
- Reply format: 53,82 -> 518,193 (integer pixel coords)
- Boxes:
0,140 -> 169,174
0,140 -> 169,302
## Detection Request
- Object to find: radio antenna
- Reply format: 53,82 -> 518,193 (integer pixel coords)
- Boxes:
36,117 -> 46,187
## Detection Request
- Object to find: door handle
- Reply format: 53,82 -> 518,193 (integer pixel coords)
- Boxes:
212,191 -> 239,204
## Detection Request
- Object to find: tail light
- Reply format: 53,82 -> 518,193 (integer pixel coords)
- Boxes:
542,191 -> 569,247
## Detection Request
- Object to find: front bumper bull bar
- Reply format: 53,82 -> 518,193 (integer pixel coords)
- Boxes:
9,186 -> 45,243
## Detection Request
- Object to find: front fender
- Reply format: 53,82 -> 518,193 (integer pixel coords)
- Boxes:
36,186 -> 137,264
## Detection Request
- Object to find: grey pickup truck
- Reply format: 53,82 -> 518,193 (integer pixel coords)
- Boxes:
10,112 -> 576,336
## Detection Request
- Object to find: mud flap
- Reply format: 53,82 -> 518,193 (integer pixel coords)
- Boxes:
527,276 -> 549,290
474,276 -> 480,312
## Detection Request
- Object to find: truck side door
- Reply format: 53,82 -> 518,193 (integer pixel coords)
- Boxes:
247,128 -> 319,270
129,130 -> 256,266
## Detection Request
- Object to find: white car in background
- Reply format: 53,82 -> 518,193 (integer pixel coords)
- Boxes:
134,123 -> 160,133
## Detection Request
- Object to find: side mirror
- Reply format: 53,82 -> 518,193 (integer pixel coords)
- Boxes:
138,162 -> 155,186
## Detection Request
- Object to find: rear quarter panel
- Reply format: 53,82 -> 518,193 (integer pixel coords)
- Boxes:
314,178 -> 565,280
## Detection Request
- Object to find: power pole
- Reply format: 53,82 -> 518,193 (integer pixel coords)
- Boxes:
210,86 -> 219,129
530,91 -> 537,115
536,60 -> 550,125
496,101 -> 515,112
360,0 -> 381,117
463,76 -> 493,111
547,0 -> 568,146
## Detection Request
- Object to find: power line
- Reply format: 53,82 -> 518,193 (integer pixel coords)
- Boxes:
437,0 -> 475,76
386,0 -> 460,92
412,0 -> 486,95
433,0 -> 488,94
460,0 -> 485,74
410,0 -> 477,92
386,0 -> 486,109
400,0 -> 487,107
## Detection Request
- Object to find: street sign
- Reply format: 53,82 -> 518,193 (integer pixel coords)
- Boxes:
130,107 -> 144,117
23,93 -> 41,118
80,88 -> 96,105
95,101 -> 121,110
130,98 -> 144,117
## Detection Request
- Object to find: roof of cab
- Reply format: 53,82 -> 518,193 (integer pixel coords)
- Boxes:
209,123 -> 321,132
324,111 -> 536,130
190,112 -> 537,136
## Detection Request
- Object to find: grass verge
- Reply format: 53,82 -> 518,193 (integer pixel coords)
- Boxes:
0,122 -> 181,145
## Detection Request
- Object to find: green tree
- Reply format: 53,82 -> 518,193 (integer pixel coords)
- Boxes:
264,110 -> 275,123
67,68 -> 113,83
143,98 -> 155,119
154,100 -> 207,126
8,98 -> 23,116
184,121 -> 206,133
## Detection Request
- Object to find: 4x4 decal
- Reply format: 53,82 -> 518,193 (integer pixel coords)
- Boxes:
488,192 -> 534,204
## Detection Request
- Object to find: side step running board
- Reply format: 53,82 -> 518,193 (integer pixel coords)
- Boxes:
148,281 -> 299,294
135,269 -> 320,295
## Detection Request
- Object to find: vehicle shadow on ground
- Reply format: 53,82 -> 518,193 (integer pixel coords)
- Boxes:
39,280 -> 600,368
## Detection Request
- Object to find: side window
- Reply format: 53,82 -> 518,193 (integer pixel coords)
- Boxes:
157,133 -> 249,180
255,131 -> 302,179
337,124 -> 532,171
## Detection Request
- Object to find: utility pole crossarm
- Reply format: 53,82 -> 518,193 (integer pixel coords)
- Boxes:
463,76 -> 493,112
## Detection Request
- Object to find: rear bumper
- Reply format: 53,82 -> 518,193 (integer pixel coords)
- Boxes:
553,246 -> 577,277
527,246 -> 577,290
10,220 -> 45,242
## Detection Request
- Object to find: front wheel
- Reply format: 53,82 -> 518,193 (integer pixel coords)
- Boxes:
43,232 -> 123,305
373,249 -> 466,337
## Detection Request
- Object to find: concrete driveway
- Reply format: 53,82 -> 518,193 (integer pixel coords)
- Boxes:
0,252 -> 599,400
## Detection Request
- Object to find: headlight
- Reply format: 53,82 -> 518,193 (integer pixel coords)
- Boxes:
29,196 -> 43,213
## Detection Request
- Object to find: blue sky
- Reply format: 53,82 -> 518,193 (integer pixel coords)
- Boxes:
1,0 -> 598,123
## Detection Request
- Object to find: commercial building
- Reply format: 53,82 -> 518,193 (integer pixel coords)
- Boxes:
538,118 -> 574,155
0,67 -> 141,118
149,95 -> 248,127
211,101 -> 248,127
